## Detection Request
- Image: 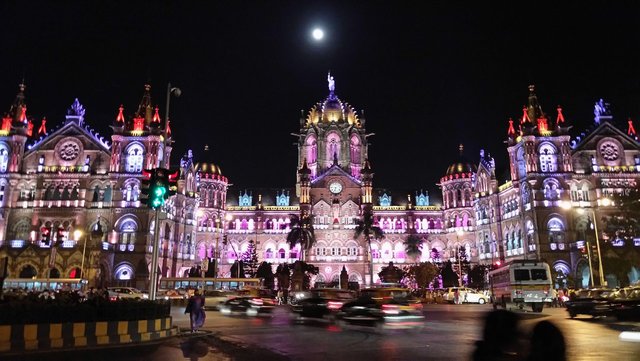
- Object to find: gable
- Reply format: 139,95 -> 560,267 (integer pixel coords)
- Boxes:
572,122 -> 640,153
311,164 -> 362,188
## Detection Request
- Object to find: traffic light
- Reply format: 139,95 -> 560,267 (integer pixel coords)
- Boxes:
41,226 -> 51,245
55,226 -> 65,245
140,169 -> 154,206
167,169 -> 179,197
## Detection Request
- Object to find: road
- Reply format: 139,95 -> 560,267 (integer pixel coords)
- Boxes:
18,303 -> 640,361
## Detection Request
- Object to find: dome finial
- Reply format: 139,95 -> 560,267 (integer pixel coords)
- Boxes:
459,143 -> 464,155
327,71 -> 335,94
204,144 -> 210,152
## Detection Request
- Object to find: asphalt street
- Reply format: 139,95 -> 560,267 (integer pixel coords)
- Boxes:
13,303 -> 640,361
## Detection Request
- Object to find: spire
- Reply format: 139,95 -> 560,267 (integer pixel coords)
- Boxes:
298,158 -> 311,175
65,98 -> 86,125
166,119 -> 172,136
520,106 -> 530,124
628,118 -> 637,137
38,117 -> 47,136
556,105 -> 565,124
152,106 -> 161,123
7,82 -> 28,126
507,118 -> 516,136
116,105 -> 125,123
137,84 -> 153,124
361,159 -> 372,174
526,84 -> 545,124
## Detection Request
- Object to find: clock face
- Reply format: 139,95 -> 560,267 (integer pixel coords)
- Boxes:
329,182 -> 343,194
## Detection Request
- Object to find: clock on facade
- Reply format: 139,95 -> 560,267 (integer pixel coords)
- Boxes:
329,182 -> 343,194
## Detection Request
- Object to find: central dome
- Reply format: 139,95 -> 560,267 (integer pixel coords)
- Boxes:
444,144 -> 477,177
304,73 -> 361,127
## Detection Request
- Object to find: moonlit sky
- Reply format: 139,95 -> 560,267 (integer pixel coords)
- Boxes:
1,2 -> 639,197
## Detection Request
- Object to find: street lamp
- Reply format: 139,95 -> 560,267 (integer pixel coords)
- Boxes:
164,83 -> 181,139
561,199 -> 608,287
76,221 -> 105,282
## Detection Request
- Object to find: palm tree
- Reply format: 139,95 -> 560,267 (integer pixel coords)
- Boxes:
404,234 -> 424,264
354,210 -> 384,286
286,214 -> 316,261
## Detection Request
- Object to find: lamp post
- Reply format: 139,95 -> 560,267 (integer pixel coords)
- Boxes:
561,199 -> 608,287
214,217 -> 221,279
456,229 -> 464,287
164,83 -> 181,140
76,221 -> 104,283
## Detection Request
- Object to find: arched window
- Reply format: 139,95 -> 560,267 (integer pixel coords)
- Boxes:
543,178 -> 561,200
12,220 -> 31,241
0,144 -> 9,173
119,219 -> 138,244
278,248 -> 286,259
539,143 -> 558,172
350,135 -> 361,164
126,144 -> 144,173
306,135 -> 317,163
114,264 -> 134,280
516,147 -> 526,178
547,218 -> 565,250
326,133 -> 341,162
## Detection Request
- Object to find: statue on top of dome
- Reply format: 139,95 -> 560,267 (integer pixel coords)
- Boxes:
327,72 -> 335,93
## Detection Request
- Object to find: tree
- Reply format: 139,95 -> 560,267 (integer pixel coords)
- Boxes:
242,240 -> 260,277
378,262 -> 404,284
404,262 -> 440,294
275,263 -> 291,291
354,210 -> 384,285
256,261 -> 275,290
230,260 -> 245,278
291,260 -> 319,291
403,234 -> 423,264
286,214 -> 316,260
441,261 -> 459,287
468,265 -> 489,290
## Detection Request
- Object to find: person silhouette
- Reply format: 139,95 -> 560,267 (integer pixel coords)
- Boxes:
527,320 -> 566,361
472,309 -> 520,360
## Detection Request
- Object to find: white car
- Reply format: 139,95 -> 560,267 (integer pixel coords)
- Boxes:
203,290 -> 241,310
107,287 -> 148,300
443,287 -> 489,304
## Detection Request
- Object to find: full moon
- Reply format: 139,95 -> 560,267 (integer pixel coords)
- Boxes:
312,28 -> 324,40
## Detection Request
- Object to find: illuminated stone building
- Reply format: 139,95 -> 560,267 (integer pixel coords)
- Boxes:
1,79 -> 638,289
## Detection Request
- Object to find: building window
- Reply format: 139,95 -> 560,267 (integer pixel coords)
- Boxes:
539,144 -> 558,172
0,145 -> 9,173
126,144 -> 144,173
119,219 -> 138,245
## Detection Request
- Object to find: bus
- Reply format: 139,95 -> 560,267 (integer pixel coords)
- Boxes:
488,260 -> 553,312
1,278 -> 88,292
158,277 -> 261,293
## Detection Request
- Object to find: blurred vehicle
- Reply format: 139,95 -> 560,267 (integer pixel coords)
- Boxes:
290,288 -> 356,323
610,287 -> 640,321
360,287 -> 423,311
203,290 -> 241,310
158,288 -> 188,301
336,296 -> 425,331
218,296 -> 275,317
443,287 -> 490,304
564,288 -> 613,318
107,287 -> 148,301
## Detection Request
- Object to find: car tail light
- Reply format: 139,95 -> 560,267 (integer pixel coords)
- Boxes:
382,304 -> 400,315
411,303 -> 423,310
109,296 -> 117,302
515,290 -> 522,295
250,298 -> 263,306
327,301 -> 343,310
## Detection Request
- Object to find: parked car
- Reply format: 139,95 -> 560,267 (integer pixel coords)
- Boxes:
218,296 -> 275,317
107,287 -> 148,300
565,288 -> 614,318
336,296 -> 425,331
609,287 -> 640,321
158,288 -> 188,301
443,287 -> 490,304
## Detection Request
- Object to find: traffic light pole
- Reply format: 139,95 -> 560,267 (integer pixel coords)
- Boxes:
149,209 -> 161,301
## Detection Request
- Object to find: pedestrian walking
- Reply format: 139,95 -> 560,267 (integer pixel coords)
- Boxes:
185,289 -> 206,333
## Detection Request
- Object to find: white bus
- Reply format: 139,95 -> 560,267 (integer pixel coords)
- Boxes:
488,260 -> 553,312
1,278 -> 88,292
158,277 -> 261,292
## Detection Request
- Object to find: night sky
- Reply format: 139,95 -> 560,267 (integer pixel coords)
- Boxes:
2,2 -> 640,197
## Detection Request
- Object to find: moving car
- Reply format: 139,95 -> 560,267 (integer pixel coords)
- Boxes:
565,288 -> 613,318
203,290 -> 240,310
107,287 -> 148,301
336,296 -> 425,331
609,287 -> 640,321
157,288 -> 188,301
290,288 -> 356,323
443,287 -> 490,304
218,296 -> 275,317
